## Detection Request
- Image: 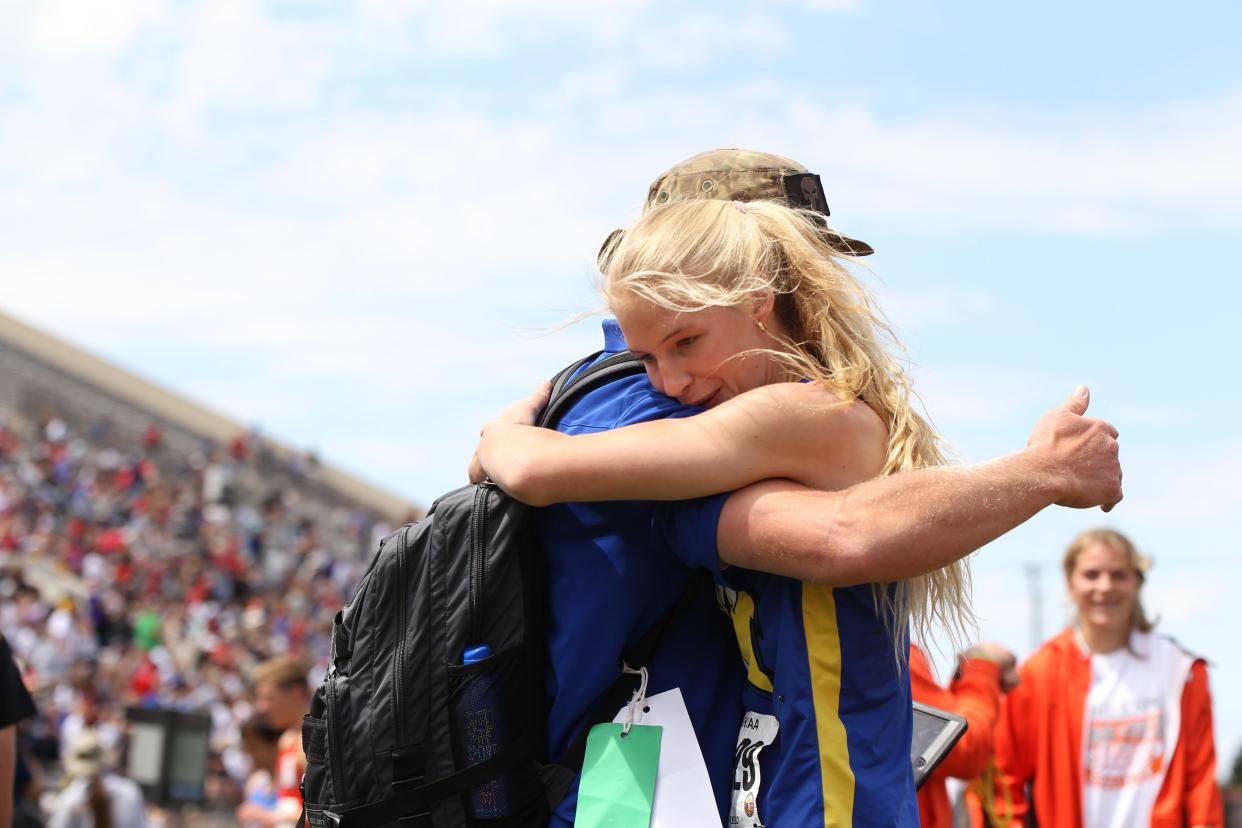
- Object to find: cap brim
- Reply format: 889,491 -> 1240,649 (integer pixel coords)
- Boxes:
597,228 -> 624,267
822,230 -> 874,257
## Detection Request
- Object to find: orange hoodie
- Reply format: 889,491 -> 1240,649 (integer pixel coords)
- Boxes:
993,628 -> 1222,827
910,644 -> 1002,828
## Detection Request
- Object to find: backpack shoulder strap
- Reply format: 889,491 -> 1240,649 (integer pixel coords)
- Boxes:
537,351 -> 645,429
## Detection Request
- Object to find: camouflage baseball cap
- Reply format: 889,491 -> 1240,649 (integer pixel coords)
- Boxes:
641,148 -> 873,256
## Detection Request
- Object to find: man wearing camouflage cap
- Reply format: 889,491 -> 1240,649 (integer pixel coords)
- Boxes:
513,148 -> 1120,827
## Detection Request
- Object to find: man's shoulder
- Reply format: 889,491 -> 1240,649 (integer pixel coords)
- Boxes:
557,364 -> 698,432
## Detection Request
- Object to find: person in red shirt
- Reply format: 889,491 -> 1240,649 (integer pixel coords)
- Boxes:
911,641 -> 1018,828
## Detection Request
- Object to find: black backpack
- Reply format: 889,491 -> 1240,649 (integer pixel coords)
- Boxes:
299,352 -> 650,828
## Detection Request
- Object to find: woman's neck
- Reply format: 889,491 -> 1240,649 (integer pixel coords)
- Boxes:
1078,621 -> 1131,654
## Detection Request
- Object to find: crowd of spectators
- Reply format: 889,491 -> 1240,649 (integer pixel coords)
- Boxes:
0,406 -> 399,821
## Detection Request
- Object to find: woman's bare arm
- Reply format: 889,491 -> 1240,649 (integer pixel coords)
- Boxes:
716,387 -> 1123,584
472,381 -> 887,507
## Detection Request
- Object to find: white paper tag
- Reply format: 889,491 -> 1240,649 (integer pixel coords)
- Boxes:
729,711 -> 779,828
612,687 -> 719,828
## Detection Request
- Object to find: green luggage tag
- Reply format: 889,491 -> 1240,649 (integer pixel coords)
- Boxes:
575,666 -> 662,828
575,722 -> 662,828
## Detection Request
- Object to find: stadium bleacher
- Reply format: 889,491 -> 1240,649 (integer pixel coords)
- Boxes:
0,308 -> 419,820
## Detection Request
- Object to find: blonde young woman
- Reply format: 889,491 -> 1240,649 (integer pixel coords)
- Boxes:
472,196 -> 975,826
993,529 -> 1223,827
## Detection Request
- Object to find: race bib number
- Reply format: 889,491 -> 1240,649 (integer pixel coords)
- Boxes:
729,711 -> 778,828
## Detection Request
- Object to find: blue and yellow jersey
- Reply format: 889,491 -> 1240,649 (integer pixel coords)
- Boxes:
720,570 -> 918,827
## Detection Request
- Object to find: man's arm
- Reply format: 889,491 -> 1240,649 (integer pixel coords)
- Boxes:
718,386 -> 1121,585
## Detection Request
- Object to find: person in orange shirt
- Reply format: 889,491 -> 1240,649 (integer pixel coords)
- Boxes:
993,528 -> 1223,827
911,641 -> 1018,828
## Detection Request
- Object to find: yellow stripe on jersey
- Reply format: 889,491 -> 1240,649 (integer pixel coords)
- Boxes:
728,589 -> 774,693
802,582 -> 854,828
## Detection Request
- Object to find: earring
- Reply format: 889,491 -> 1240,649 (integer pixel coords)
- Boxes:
755,319 -> 768,333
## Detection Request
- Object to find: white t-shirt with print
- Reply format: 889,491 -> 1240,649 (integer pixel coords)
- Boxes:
1080,631 -> 1195,828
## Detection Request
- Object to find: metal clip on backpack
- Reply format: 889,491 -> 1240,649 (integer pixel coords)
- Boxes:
299,352 -> 645,827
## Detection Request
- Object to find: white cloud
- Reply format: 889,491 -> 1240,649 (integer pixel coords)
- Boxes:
9,0 -> 1241,236
558,86 -> 1242,233
160,1 -> 338,130
22,0 -> 167,57
783,94 -> 1242,232
5,0 -> 656,65
536,62 -> 634,111
389,0 -> 655,56
635,13 -> 791,69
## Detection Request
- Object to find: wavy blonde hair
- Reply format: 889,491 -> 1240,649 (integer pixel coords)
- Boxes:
599,197 -> 974,646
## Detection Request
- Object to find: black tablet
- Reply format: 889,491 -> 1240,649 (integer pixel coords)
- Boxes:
911,701 -> 969,789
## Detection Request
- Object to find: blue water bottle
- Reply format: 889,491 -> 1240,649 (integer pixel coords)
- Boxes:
460,644 -> 511,818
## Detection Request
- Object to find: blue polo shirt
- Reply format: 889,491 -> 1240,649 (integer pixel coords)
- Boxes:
540,320 -> 744,827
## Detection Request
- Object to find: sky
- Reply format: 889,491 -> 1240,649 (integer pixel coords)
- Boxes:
2,0 -> 1241,772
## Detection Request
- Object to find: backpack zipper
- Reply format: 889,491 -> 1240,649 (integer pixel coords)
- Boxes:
393,525 -> 408,747
469,483 -> 492,645
325,666 -> 348,801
